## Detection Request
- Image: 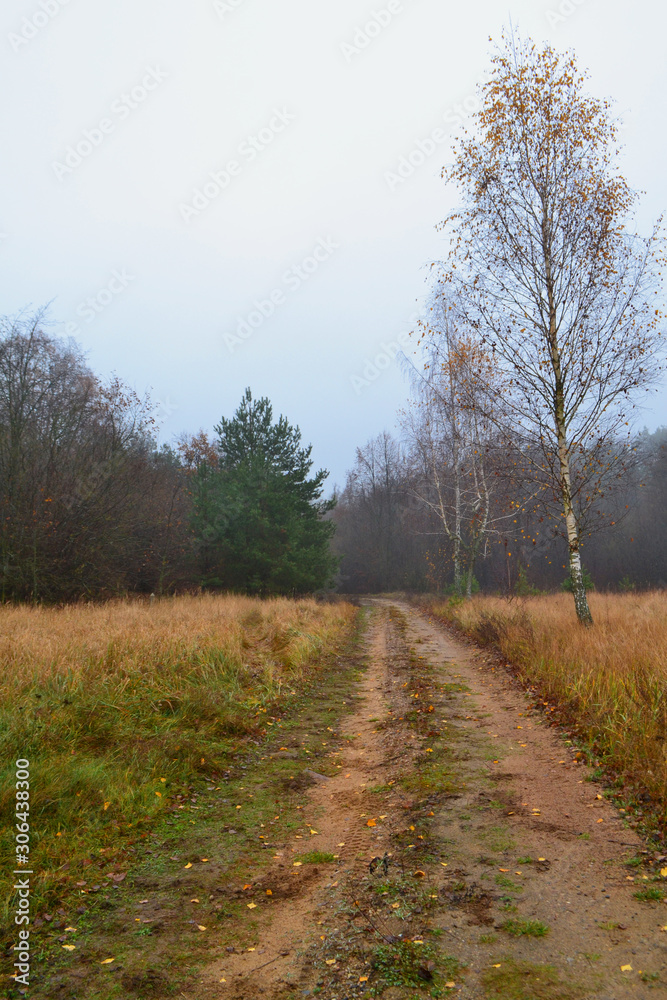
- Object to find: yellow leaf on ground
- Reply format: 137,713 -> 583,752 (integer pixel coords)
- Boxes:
247,903 -> 257,909
445,983 -> 456,989
413,870 -> 426,877
661,868 -> 667,878
197,925 -> 207,931
184,863 -> 192,869
325,959 -> 336,966
64,927 -> 77,932
597,818 -> 604,823
293,862 -> 302,867
191,898 -> 199,902
103,802 -> 110,811
100,958 -> 115,964
492,963 -> 501,968
367,819 -> 376,827
266,889 -> 273,895
201,858 -> 209,862
337,842 -> 345,847
391,902 -> 400,909
359,976 -> 369,982
621,964 -> 633,972
62,945 -> 76,951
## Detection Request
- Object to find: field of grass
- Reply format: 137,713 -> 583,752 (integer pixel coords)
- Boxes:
0,594 -> 356,949
417,591 -> 667,836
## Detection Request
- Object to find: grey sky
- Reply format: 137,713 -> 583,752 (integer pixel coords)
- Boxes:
2,0 -> 666,489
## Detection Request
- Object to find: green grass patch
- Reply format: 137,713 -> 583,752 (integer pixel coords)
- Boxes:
296,850 -> 336,864
482,956 -> 584,999
633,885 -> 664,902
500,918 -> 549,937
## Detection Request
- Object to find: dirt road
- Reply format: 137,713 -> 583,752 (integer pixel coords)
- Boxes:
204,600 -> 667,999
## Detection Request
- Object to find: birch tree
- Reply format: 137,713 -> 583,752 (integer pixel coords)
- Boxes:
403,297 -> 508,596
437,31 -> 664,624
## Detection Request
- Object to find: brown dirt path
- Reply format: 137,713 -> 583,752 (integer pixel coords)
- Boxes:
198,599 -> 667,999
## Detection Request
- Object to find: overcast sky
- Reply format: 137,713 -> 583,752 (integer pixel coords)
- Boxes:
2,0 -> 666,489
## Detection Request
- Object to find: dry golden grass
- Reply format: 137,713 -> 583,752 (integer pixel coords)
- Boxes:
0,594 -> 356,933
420,591 -> 667,831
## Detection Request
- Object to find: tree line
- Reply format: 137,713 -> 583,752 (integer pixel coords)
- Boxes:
0,314 -> 335,602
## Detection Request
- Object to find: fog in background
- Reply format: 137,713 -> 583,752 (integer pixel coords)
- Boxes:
2,0 -> 666,487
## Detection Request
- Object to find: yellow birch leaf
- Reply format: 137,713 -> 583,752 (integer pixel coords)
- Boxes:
247,903 -> 257,909
184,863 -> 192,869
621,964 -> 633,972
100,957 -> 115,964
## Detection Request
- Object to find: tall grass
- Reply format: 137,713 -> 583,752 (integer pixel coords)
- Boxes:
0,594 -> 355,929
418,592 -> 667,832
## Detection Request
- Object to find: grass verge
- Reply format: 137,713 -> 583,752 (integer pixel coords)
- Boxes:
416,592 -> 667,841
1,594 -> 357,994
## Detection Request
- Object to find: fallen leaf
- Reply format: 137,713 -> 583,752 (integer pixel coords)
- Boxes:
64,926 -> 77,932
191,898 -> 199,903
201,858 -> 209,862
597,818 -> 604,823
366,819 -> 376,827
359,976 -> 369,983
310,829 -> 318,835
325,959 -> 336,966
661,868 -> 667,878
413,870 -> 426,877
155,791 -> 162,798
538,858 -> 546,862
391,902 -> 400,909
492,963 -> 501,968
266,889 -> 273,896
247,903 -> 257,909
621,964 -> 633,972
445,983 -> 456,989
62,945 -> 76,952
293,862 -> 302,867
184,863 -> 192,869
103,802 -> 110,811
440,862 -> 448,867
111,873 -> 126,883
337,842 -> 345,847
100,958 -> 115,964
243,884 -> 252,890
499,868 -> 509,872
220,978 -> 227,982
198,925 -> 207,931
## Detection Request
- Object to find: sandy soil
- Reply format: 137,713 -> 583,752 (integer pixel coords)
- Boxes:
198,599 -> 667,999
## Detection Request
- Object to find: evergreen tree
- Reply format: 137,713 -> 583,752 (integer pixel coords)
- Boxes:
192,389 -> 337,594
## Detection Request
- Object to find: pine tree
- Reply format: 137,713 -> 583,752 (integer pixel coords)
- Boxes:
192,389 -> 337,594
